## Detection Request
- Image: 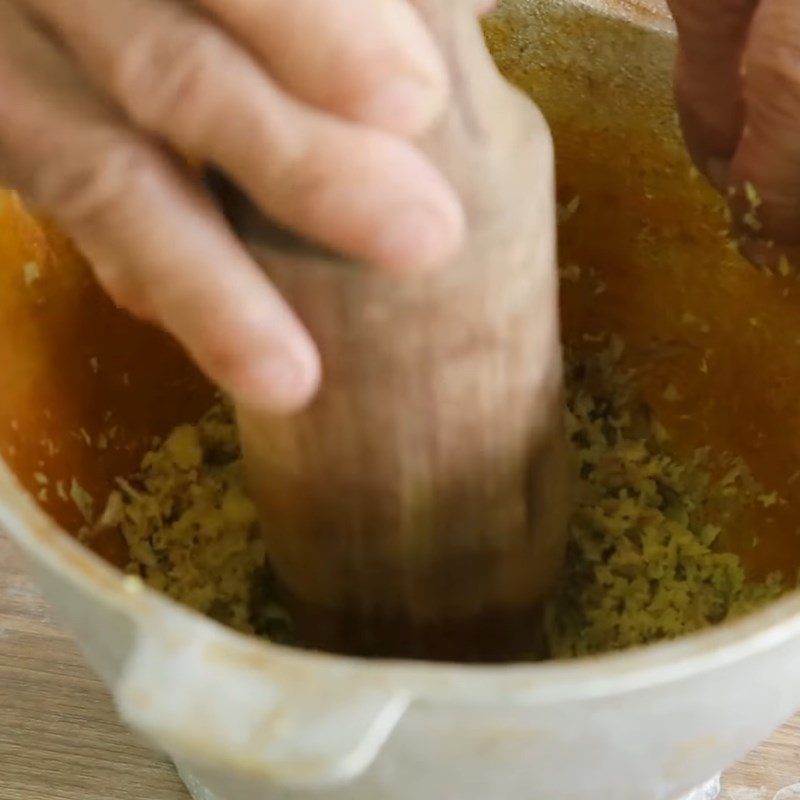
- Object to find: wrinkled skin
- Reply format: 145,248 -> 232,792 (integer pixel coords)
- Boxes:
0,0 -> 493,414
669,0 -> 800,268
2,0 -> 795,418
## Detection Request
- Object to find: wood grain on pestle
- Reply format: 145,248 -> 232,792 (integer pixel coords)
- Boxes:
222,0 -> 568,661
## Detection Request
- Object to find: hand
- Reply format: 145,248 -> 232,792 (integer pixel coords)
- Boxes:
668,0 -> 800,269
0,1 -> 490,412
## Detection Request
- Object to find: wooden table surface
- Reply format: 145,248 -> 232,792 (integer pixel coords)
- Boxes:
1,531 -> 798,800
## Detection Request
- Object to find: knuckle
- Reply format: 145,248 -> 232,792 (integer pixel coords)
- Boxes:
323,45 -> 389,110
265,136 -> 335,216
28,134 -> 154,225
91,258 -> 153,321
111,18 -> 224,134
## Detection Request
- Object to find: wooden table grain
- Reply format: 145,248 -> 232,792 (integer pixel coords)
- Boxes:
1,531 -> 798,800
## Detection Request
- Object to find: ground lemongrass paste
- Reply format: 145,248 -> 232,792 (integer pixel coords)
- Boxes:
93,336 -> 786,659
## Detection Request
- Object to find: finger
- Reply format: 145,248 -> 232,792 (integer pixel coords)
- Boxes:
25,0 -> 465,274
197,0 -> 448,136
667,0 -> 757,189
0,1 -> 320,412
728,0 -> 800,263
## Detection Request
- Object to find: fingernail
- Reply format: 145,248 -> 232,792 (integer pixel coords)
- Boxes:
361,76 -> 446,135
374,203 -> 465,273
245,353 -> 321,414
706,158 -> 731,192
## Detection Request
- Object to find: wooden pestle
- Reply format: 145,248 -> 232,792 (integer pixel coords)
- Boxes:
210,0 -> 568,661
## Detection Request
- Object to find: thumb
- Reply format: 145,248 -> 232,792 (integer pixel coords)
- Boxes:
729,0 -> 800,267
667,0 -> 756,189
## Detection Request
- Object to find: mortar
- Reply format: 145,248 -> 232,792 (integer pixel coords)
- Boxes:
3,1 -> 800,799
